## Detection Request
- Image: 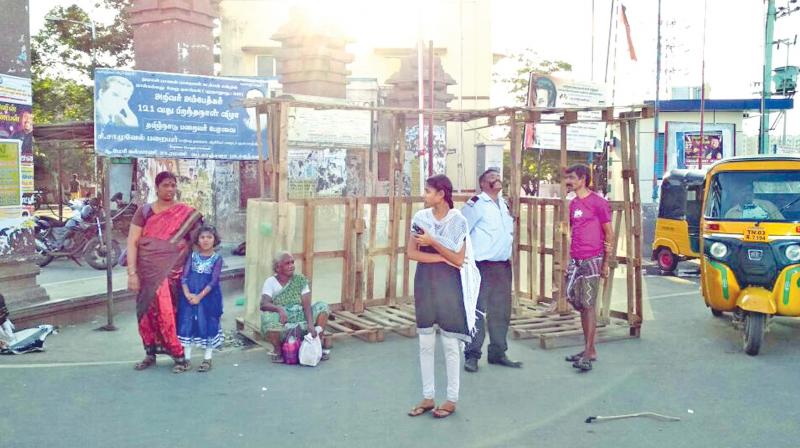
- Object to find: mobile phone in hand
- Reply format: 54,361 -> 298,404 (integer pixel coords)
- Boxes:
412,223 -> 425,235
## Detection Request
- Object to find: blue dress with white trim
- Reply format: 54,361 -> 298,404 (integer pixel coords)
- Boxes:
177,252 -> 224,349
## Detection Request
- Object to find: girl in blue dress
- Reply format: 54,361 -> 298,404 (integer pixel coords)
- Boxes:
177,225 -> 224,373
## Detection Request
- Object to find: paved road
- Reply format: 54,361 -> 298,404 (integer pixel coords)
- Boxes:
3,273 -> 800,447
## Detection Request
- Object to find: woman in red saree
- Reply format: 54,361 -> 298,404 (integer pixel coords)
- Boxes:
127,171 -> 202,373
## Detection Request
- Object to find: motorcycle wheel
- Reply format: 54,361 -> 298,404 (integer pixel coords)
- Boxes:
35,237 -> 55,267
743,312 -> 766,356
84,237 -> 121,270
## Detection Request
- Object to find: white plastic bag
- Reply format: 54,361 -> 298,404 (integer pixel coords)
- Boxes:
299,330 -> 323,367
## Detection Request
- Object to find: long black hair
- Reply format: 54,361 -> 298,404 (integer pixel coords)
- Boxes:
426,174 -> 454,209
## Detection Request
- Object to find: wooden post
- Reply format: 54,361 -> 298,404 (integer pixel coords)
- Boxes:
619,120 -> 637,325
509,112 -> 522,306
353,198 -> 366,313
386,116 -> 404,304
341,199 -> 354,311
402,197 -> 413,300
366,201 -> 378,303
627,119 -> 644,334
539,202 -> 547,302
527,200 -> 537,303
276,103 -> 289,203
302,201 -> 315,284
256,105 -> 265,198
556,116 -> 571,313
600,208 -> 623,324
268,104 -> 278,200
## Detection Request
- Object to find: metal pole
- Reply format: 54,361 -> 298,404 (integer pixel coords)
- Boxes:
783,38 -> 793,145
698,0 -> 708,170
100,156 -> 116,330
653,0 -> 662,201
417,39 -> 425,193
428,40 -> 434,177
57,145 -> 63,221
760,0 -> 776,154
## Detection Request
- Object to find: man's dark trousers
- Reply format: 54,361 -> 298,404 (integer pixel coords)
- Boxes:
464,260 -> 512,361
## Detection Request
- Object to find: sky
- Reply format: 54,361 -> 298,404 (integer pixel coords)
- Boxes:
30,0 -> 800,137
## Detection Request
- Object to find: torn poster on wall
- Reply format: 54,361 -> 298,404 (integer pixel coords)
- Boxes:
135,158 -> 215,222
288,148 -> 348,197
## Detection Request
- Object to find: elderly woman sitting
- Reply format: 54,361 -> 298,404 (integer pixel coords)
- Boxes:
260,251 -> 330,363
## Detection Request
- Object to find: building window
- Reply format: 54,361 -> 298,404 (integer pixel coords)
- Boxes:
256,55 -> 276,77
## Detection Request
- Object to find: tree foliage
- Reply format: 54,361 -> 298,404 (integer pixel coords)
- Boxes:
496,49 -> 572,193
31,1 -> 133,191
495,48 -> 572,106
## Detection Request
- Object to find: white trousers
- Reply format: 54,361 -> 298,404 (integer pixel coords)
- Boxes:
419,332 -> 462,402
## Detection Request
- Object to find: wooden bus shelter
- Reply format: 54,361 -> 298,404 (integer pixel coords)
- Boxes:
238,97 -> 651,349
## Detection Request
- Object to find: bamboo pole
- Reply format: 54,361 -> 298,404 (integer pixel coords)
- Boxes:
556,119 -> 571,313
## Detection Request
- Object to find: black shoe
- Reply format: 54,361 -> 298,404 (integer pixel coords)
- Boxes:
464,357 -> 479,372
488,356 -> 522,368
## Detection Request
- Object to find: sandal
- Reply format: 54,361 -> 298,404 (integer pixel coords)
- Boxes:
197,359 -> 212,373
566,352 -> 597,362
271,353 -> 284,364
172,360 -> 192,374
432,402 -> 456,419
408,400 -> 436,417
134,355 -> 156,371
572,358 -> 593,372
321,349 -> 331,361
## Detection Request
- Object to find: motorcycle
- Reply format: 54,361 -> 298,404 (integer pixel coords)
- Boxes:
34,198 -> 121,270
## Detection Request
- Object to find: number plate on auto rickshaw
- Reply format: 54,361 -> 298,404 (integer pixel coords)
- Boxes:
744,227 -> 767,242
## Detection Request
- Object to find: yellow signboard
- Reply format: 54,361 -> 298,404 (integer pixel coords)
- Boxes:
0,140 -> 21,207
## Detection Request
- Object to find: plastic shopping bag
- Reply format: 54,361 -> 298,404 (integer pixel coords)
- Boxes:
299,329 -> 323,367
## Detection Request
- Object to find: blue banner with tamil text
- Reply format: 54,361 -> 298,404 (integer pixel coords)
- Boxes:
94,69 -> 268,160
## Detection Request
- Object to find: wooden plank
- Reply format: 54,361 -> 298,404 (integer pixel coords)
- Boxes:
326,319 -> 355,334
402,199 -> 413,299
341,200 -> 354,310
353,198 -> 366,314
628,120 -> 644,330
538,325 -> 636,349
529,202 -> 539,302
366,202 -> 378,302
619,121 -> 637,325
539,203 -> 547,303
277,103 -> 289,202
600,209 -> 624,323
557,123 -> 570,313
302,201 -> 315,286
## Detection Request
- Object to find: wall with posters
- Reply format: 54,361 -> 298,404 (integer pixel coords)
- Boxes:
285,99 -> 372,197
94,69 -> 267,160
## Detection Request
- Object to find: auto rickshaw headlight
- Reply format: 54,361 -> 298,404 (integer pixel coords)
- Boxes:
785,244 -> 800,262
710,242 -> 728,259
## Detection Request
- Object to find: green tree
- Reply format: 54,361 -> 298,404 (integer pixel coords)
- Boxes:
495,48 -> 572,106
31,1 -> 133,193
496,49 -> 572,194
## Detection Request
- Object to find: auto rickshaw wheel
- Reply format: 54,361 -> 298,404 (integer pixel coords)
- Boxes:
655,247 -> 678,273
743,312 -> 766,356
711,308 -> 723,317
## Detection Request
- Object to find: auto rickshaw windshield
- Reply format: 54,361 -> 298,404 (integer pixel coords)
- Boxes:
704,171 -> 800,222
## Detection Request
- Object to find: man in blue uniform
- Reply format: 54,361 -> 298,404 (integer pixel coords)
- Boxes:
462,168 -> 522,372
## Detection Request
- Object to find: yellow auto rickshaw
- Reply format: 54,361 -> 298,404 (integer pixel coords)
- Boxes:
653,169 -> 707,273
701,155 -> 800,355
